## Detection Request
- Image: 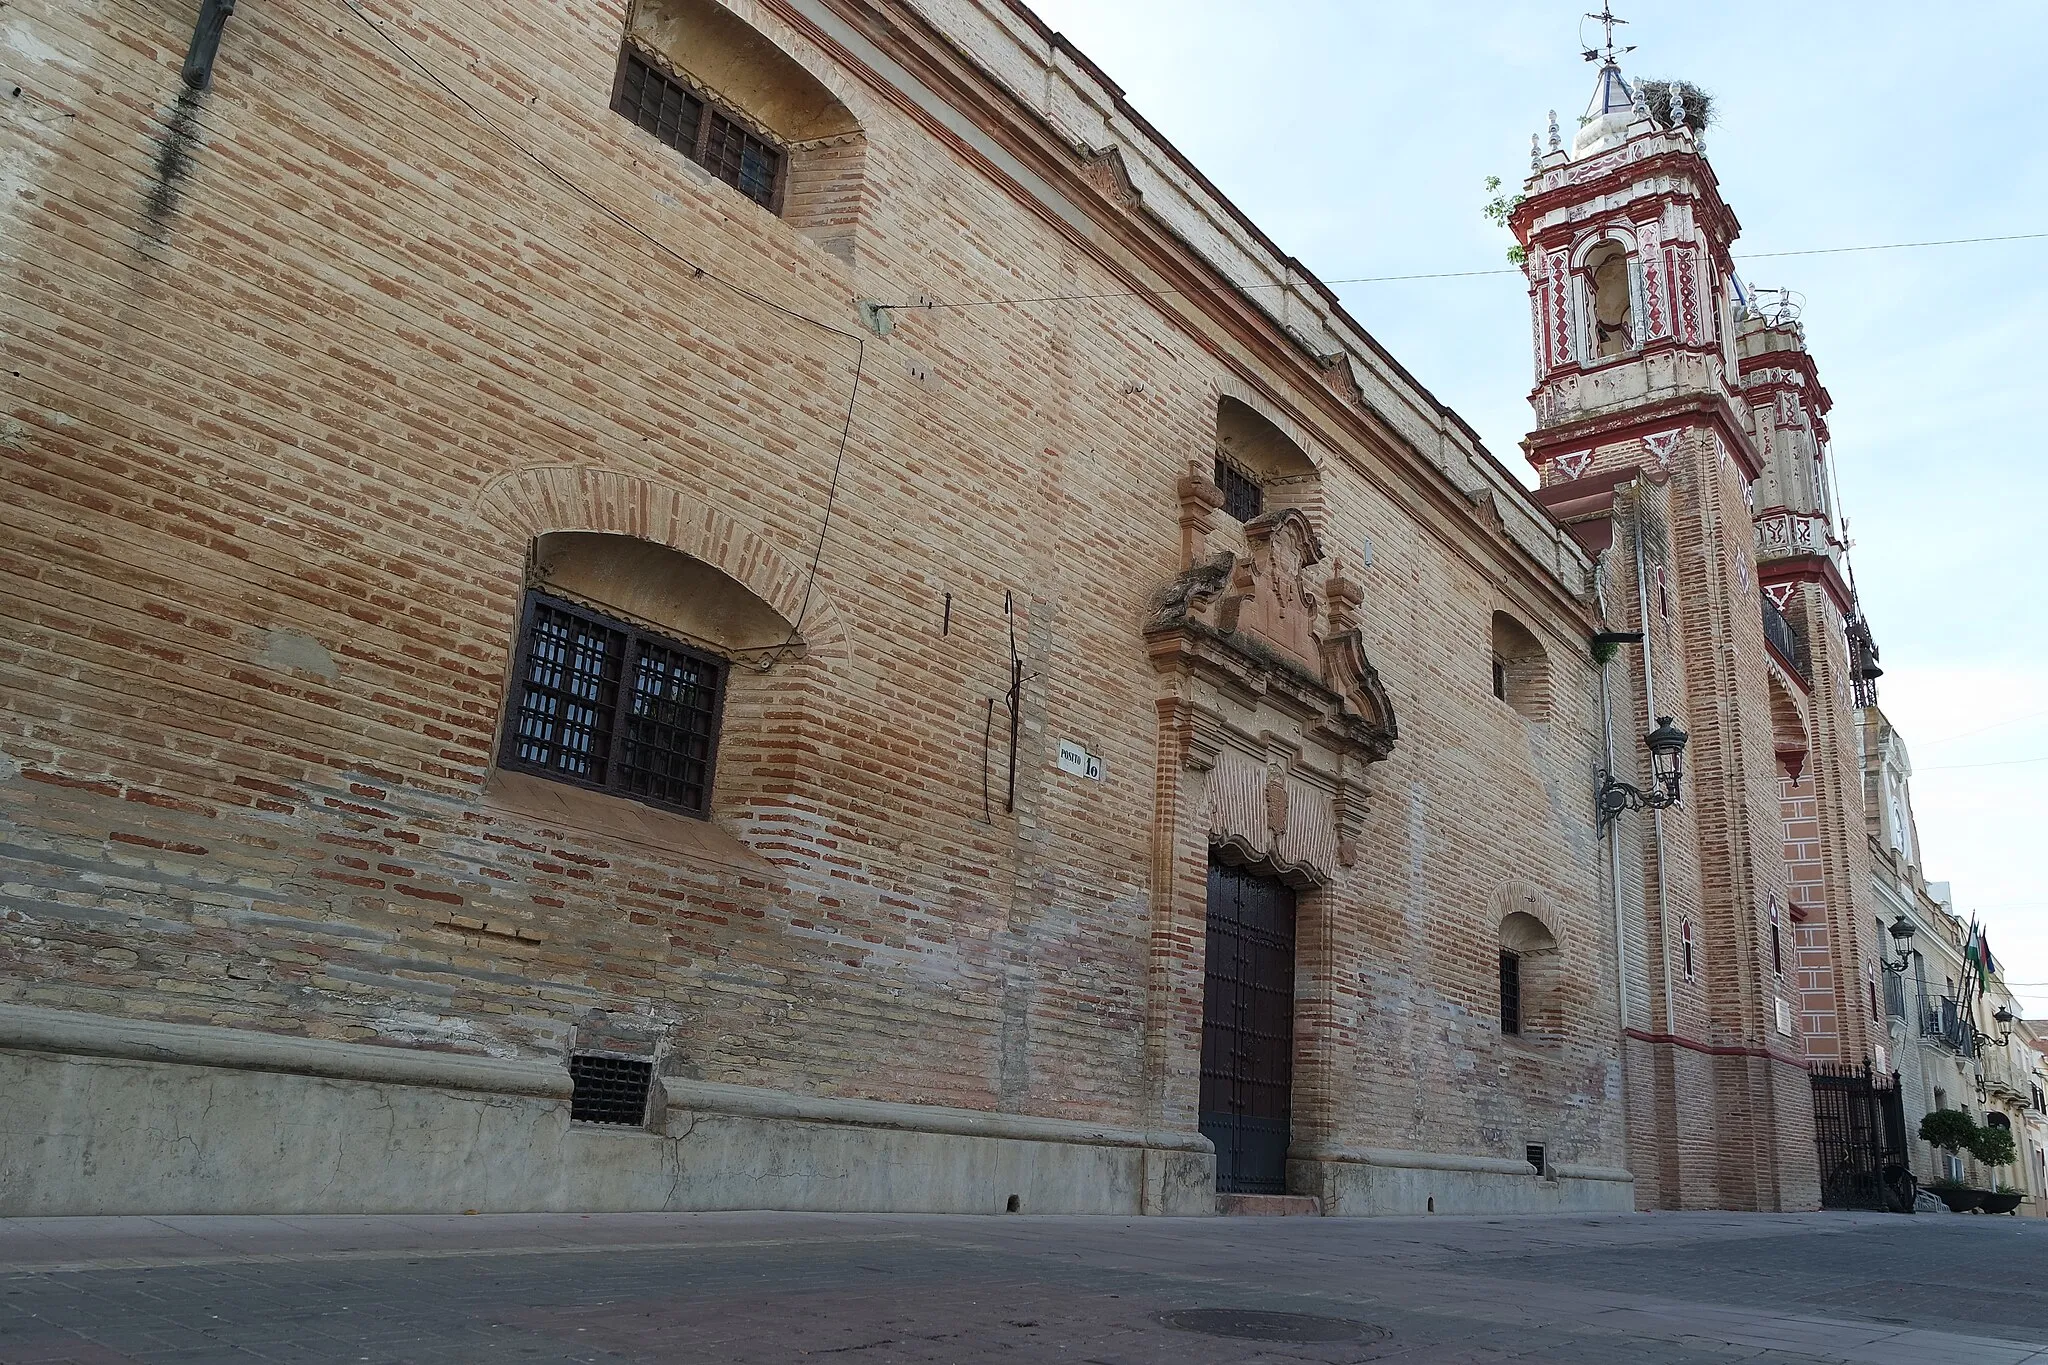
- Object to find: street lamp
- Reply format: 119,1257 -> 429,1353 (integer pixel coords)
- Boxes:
1879,914 -> 1915,975
1597,716 -> 1690,832
1971,1005 -> 2016,1052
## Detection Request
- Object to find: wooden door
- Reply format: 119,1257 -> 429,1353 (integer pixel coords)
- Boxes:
1199,858 -> 1297,1194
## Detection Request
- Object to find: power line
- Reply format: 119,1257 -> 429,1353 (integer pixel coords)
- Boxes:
872,230 -> 2046,312
1742,231 -> 2048,262
1916,753 -> 2048,773
1915,707 -> 2048,749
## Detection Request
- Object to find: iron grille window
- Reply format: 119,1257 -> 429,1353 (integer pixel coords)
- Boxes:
1491,656 -> 1508,702
568,1054 -> 654,1126
1525,1143 -> 1546,1175
1770,918 -> 1782,976
611,47 -> 784,210
502,592 -> 725,818
1213,454 -> 1263,522
1499,949 -> 1522,1035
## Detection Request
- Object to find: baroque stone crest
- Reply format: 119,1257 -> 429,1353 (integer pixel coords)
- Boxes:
1147,468 -> 1399,883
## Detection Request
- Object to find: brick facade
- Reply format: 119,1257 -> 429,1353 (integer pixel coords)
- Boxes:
2,0 -> 1640,1215
0,3 -> 1887,1218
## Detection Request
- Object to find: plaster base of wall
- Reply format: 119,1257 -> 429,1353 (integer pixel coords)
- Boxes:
1290,1151 -> 1635,1217
0,1007 -> 1215,1218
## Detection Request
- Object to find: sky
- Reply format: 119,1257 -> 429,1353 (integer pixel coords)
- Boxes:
1021,1 -> 2048,1013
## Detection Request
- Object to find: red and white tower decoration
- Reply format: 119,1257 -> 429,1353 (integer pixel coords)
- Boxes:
1507,13 -> 1883,1212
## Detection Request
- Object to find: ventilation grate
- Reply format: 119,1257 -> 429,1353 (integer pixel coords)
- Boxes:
569,1054 -> 654,1126
1526,1143 -> 1546,1176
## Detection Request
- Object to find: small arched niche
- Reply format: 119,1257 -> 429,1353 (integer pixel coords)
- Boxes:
1582,239 -> 1635,360
1768,674 -> 1809,782
1214,396 -> 1319,526
616,0 -> 865,262
1489,611 -> 1550,723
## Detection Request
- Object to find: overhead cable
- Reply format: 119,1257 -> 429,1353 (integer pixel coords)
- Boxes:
870,231 -> 2048,312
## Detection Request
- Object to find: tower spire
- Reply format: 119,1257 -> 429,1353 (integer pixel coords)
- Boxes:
1579,3 -> 1639,125
1582,4 -> 1635,69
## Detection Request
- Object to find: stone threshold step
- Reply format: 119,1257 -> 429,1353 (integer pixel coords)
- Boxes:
1216,1193 -> 1322,1216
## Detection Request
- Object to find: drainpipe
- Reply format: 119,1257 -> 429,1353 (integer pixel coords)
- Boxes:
1597,567 -> 1630,1038
182,0 -> 238,91
1631,481 -> 1677,1036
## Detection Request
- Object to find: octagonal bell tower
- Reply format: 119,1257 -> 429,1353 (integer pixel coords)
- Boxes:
1510,40 -> 1865,1213
1515,66 -> 1745,459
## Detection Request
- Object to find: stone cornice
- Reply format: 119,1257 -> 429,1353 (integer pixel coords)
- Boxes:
1758,553 -> 1854,618
1523,390 -> 1762,483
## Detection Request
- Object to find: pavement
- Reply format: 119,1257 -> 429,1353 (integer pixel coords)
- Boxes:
3,1208 -> 2046,1364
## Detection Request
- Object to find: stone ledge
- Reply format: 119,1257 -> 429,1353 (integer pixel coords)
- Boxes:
662,1078 -> 1211,1154
1294,1144 -> 1633,1183
0,1003 -> 570,1100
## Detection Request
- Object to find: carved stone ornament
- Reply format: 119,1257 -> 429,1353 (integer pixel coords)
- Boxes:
1079,145 -> 1142,210
1147,504 -> 1398,887
1315,352 -> 1366,409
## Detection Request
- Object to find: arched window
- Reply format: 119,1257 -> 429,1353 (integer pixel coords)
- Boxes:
1582,239 -> 1635,360
497,532 -> 797,821
612,0 -> 865,260
1489,612 -> 1549,722
1498,908 -> 1561,1040
1213,396 -> 1318,525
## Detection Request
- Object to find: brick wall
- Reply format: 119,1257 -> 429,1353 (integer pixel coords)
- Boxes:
0,0 -> 1626,1185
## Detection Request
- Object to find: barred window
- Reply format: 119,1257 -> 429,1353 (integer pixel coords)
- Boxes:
612,46 -> 784,210
502,592 -> 726,818
1499,949 -> 1522,1036
1213,453 -> 1264,522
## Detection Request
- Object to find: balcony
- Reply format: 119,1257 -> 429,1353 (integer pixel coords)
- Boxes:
1920,996 -> 1976,1058
1760,595 -> 1811,683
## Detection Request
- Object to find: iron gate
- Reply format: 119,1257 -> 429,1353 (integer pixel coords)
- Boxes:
1199,859 -> 1297,1194
1811,1063 -> 1909,1211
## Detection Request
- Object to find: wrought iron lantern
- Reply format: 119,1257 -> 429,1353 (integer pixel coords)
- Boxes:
1971,1005 -> 2016,1052
1597,716 -> 1689,831
1880,914 -> 1915,975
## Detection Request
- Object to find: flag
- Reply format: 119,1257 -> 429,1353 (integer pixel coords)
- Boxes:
1965,920 -> 1996,995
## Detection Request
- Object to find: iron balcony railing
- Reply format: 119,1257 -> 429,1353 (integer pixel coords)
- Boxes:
1760,595 -> 1812,681
1924,996 -> 1977,1058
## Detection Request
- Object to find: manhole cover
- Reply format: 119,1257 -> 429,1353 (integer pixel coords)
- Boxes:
1154,1309 -> 1385,1343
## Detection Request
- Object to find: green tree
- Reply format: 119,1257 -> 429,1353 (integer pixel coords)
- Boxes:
1919,1108 -> 1978,1156
1970,1122 -> 2018,1169
1481,176 -> 1526,266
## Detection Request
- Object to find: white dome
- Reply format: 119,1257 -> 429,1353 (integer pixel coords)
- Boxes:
1571,109 -> 1636,159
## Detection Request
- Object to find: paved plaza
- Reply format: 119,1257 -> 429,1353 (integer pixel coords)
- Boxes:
2,1209 -> 2045,1364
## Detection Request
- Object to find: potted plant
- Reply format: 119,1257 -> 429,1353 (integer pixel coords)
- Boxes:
1920,1110 -> 1986,1212
1980,1183 -> 2025,1216
1971,1125 -> 2021,1212
1926,1177 -> 1983,1213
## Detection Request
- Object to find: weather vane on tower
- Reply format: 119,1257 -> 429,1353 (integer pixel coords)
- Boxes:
1582,3 -> 1636,67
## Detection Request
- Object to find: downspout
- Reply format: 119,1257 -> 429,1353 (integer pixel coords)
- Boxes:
182,0 -> 238,91
1632,481 -> 1677,1036
1597,563 -> 1629,1038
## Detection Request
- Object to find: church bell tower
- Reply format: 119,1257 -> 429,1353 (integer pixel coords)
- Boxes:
1508,13 -> 1879,1212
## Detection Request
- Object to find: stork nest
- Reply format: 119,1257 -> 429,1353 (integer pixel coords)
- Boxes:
1635,79 -> 1714,136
